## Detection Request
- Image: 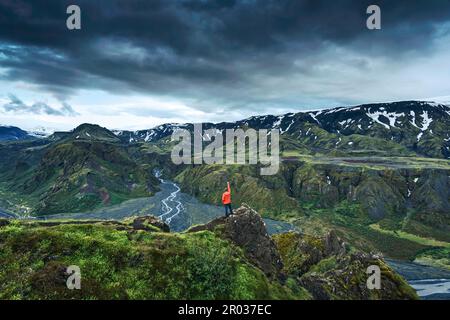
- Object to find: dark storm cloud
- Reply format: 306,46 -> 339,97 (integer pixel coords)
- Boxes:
1,93 -> 79,116
0,0 -> 450,111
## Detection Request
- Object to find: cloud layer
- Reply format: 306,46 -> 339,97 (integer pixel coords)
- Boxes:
0,0 -> 450,122
1,94 -> 78,116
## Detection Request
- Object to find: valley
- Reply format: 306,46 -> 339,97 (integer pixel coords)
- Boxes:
0,100 -> 449,299
39,171 -> 296,234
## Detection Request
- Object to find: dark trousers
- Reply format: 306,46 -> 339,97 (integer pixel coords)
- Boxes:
224,203 -> 233,217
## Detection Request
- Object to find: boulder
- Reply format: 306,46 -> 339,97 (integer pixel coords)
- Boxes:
189,204 -> 283,279
131,215 -> 170,232
324,230 -> 347,256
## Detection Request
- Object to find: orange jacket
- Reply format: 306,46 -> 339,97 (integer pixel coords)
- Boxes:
222,182 -> 231,205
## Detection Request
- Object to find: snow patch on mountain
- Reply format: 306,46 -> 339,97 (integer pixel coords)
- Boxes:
309,111 -> 322,125
366,110 -> 404,129
27,126 -> 55,138
419,111 -> 433,131
283,119 -> 295,134
272,115 -> 284,129
417,132 -> 423,142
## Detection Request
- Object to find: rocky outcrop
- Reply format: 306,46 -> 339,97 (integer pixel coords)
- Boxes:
130,215 -> 170,232
299,252 -> 418,300
188,204 -> 417,300
274,231 -> 418,300
272,230 -> 347,277
324,230 -> 347,256
32,215 -> 170,233
188,204 -> 283,279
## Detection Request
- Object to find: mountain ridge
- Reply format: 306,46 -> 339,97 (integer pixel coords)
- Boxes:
109,100 -> 450,159
2,100 -> 449,157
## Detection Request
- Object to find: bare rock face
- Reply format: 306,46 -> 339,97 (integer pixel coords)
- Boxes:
324,230 -> 347,256
189,204 -> 283,279
223,205 -> 283,279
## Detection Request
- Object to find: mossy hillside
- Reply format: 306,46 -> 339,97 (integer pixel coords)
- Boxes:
273,232 -> 326,276
413,248 -> 450,271
174,160 -> 448,267
176,160 -> 449,240
127,143 -> 187,179
280,120 -> 414,158
410,169 -> 450,230
402,218 -> 450,243
0,124 -> 168,216
369,224 -> 450,248
175,164 -> 301,217
300,212 -> 450,272
3,140 -> 160,215
304,257 -> 418,300
64,124 -> 121,143
415,120 -> 450,158
0,219 -> 307,300
273,201 -> 438,264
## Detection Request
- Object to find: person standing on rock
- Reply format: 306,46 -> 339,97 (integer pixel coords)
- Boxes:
222,182 -> 233,217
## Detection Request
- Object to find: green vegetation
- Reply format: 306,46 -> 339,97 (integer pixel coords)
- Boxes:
0,111 -> 449,277
173,157 -> 449,270
0,125 -> 162,216
175,164 -> 301,217
0,208 -> 419,300
369,224 -> 450,248
273,231 -> 418,300
0,219 -> 307,300
414,248 -> 450,271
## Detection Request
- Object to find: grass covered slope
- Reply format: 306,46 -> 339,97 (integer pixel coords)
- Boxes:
0,124 -> 160,216
0,217 -> 306,300
0,205 -> 418,300
176,159 -> 450,238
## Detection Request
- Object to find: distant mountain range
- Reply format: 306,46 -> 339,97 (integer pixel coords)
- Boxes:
0,126 -> 34,141
112,100 -> 448,139
0,123 -> 160,215
2,100 -> 449,159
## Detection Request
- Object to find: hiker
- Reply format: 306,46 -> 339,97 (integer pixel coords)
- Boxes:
222,181 -> 233,217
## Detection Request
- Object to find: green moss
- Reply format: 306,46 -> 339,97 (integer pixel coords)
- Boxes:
0,220 -> 304,300
273,233 -> 307,275
309,257 -> 337,273
414,248 -> 450,271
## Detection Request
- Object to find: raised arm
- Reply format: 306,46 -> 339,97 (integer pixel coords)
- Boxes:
227,181 -> 231,193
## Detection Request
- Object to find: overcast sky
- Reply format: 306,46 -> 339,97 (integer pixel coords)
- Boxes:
1,0 -> 450,131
